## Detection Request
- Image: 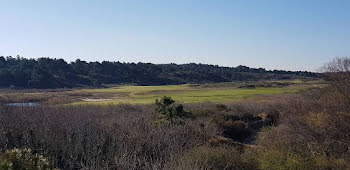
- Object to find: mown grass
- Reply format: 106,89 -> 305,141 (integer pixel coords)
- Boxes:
73,80 -> 323,105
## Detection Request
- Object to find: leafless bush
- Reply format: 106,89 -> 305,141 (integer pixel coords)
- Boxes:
173,145 -> 255,170
256,89 -> 350,169
0,104 -> 217,169
323,57 -> 350,104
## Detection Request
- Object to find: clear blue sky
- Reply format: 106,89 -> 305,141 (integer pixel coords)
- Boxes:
1,0 -> 349,71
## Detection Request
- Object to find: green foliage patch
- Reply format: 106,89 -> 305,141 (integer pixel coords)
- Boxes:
154,96 -> 192,125
0,148 -> 51,170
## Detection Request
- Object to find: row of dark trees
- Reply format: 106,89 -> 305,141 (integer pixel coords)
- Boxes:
0,56 -> 321,88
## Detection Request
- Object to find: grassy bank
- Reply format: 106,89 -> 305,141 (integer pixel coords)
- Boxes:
0,80 -> 325,105
74,80 -> 325,105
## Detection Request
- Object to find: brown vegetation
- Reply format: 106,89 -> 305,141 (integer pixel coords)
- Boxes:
1,58 -> 350,169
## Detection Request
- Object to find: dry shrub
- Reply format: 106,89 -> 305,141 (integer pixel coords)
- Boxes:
306,112 -> 329,129
256,89 -> 350,169
208,136 -> 235,146
208,136 -> 245,151
323,57 -> 350,106
257,146 -> 316,170
0,104 -> 217,169
0,93 -> 49,103
215,104 -> 229,111
186,102 -> 231,118
45,97 -> 72,105
191,108 -> 217,118
175,145 -> 256,170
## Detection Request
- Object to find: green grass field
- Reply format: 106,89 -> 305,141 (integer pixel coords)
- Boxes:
73,80 -> 325,105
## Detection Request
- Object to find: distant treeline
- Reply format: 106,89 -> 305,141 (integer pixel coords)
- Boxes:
0,56 -> 321,89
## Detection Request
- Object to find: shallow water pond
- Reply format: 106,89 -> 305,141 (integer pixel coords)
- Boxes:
6,102 -> 39,107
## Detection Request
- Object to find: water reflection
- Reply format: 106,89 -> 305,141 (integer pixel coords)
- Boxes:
6,102 -> 39,107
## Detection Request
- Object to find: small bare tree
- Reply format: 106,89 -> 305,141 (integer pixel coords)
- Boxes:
323,57 -> 350,102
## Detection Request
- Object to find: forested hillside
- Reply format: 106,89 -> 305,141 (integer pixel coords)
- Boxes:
0,56 -> 320,88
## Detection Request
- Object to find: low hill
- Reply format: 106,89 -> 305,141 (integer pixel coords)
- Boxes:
0,56 -> 321,89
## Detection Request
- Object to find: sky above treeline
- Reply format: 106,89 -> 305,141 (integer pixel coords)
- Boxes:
1,0 -> 349,71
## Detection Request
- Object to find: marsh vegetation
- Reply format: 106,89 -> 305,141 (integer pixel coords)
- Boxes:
0,79 -> 324,105
0,58 -> 349,169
